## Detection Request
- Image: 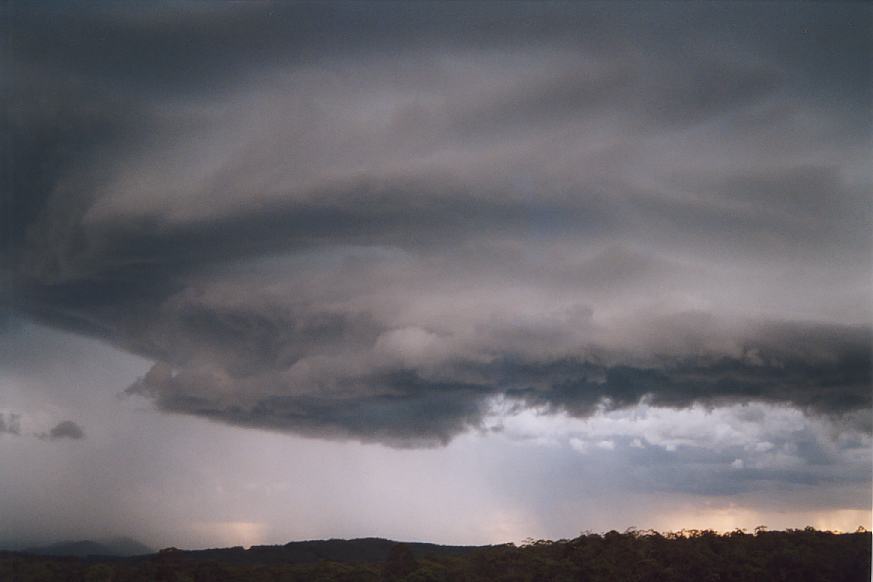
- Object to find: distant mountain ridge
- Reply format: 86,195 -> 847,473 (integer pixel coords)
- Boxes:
16,536 -> 480,564
22,537 -> 153,557
156,537 -> 484,565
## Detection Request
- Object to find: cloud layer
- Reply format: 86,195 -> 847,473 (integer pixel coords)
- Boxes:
4,3 -> 871,446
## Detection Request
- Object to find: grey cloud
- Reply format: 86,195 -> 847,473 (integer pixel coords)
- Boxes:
6,3 -> 871,446
0,413 -> 21,436
44,420 -> 86,441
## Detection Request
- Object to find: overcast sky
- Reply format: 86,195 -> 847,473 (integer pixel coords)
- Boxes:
1,1 -> 871,549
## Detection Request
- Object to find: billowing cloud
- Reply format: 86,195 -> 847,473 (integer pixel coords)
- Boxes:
45,420 -> 86,441
0,410 -> 85,441
122,315 -> 869,446
33,420 -> 87,441
4,3 -> 871,446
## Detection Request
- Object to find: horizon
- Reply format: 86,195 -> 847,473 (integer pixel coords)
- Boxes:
2,1 -> 871,552
5,525 -> 870,556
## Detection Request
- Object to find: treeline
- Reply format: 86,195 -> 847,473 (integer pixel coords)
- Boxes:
1,527 -> 869,581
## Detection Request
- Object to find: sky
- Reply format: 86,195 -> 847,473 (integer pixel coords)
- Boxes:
1,1 -> 871,549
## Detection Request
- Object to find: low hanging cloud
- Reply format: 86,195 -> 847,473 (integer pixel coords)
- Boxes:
4,3 -> 871,446
35,420 -> 86,441
47,420 -> 86,440
0,412 -> 85,441
0,413 -> 21,437
123,314 -> 870,446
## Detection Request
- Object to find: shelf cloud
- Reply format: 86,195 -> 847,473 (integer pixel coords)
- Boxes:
4,2 -> 870,446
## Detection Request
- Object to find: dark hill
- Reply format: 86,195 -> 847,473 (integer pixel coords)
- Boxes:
23,537 -> 153,557
155,537 -> 482,565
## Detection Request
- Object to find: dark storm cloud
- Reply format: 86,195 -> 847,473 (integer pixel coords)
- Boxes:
121,316 -> 871,446
5,3 -> 871,445
504,321 -> 872,416
43,420 -> 86,441
128,364 -> 491,447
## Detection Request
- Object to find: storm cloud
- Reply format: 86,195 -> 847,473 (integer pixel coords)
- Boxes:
4,2 -> 871,446
45,420 -> 85,441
